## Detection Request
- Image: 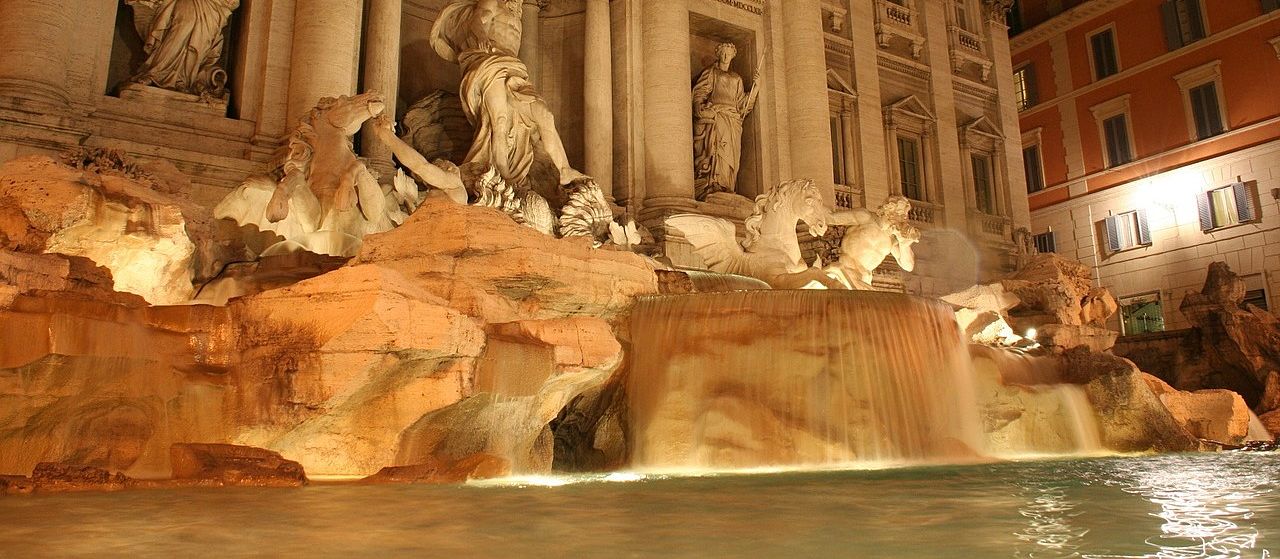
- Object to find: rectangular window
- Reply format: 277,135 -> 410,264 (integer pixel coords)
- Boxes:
1033,231 -> 1056,253
1103,210 -> 1152,252
898,136 -> 924,201
1244,274 -> 1269,310
1089,28 -> 1120,79
954,0 -> 974,32
1197,182 -> 1259,231
1023,144 -> 1045,193
971,154 -> 995,214
830,116 -> 844,184
1102,114 -> 1133,167
1161,0 -> 1206,50
1120,293 -> 1165,335
1265,0 -> 1280,14
1188,82 -> 1224,140
1014,65 -> 1037,111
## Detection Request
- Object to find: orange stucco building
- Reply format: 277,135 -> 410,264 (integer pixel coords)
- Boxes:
1011,0 -> 1280,333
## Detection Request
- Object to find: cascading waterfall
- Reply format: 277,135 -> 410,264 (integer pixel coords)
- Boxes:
625,290 -> 1110,472
626,290 -> 988,471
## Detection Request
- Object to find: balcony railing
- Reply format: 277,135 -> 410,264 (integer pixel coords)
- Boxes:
948,26 -> 992,81
907,199 -> 941,225
970,210 -> 1011,238
874,0 -> 925,59
834,184 -> 861,209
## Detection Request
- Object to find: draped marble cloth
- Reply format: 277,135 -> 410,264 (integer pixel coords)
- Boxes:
692,66 -> 750,200
431,0 -> 540,188
134,0 -> 239,93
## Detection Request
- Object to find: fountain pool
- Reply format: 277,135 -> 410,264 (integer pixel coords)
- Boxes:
1,453 -> 1276,558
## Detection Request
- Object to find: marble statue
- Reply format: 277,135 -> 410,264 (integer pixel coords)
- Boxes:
668,179 -> 845,289
126,0 -> 240,98
430,0 -> 588,189
214,91 -> 462,257
692,42 -> 761,201
825,196 -> 921,290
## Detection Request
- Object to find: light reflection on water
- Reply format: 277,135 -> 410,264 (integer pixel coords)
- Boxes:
0,453 -> 1275,558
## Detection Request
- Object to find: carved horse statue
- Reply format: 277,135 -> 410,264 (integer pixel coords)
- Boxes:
667,179 -> 845,289
216,91 -> 467,257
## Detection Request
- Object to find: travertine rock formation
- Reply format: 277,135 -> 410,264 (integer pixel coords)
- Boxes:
351,197 -> 658,324
1179,262 -> 1280,416
170,443 -> 307,487
0,154 -> 204,304
0,199 -> 655,480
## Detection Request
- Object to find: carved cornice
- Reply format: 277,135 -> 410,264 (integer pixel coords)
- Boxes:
953,78 -> 998,102
1010,0 -> 1127,53
876,53 -> 931,80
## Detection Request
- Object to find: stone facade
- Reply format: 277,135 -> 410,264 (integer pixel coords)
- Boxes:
0,0 -> 1031,296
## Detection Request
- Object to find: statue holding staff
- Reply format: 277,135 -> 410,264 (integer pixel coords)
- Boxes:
692,42 -> 762,200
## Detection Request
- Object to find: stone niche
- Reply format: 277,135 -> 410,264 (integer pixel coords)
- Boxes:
105,0 -> 245,118
689,9 -> 763,201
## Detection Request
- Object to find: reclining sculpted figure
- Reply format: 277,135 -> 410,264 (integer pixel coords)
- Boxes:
825,196 -> 921,290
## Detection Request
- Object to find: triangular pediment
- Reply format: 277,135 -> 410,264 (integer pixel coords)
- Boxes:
962,115 -> 1003,139
827,70 -> 856,97
885,95 -> 934,121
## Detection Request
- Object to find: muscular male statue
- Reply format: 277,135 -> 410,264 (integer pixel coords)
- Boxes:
430,0 -> 587,189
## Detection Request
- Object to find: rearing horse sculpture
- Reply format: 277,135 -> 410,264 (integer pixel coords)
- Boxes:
667,179 -> 845,289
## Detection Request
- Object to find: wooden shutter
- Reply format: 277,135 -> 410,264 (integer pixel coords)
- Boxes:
1185,0 -> 1205,42
1104,215 -> 1122,252
1026,65 -> 1039,106
1196,191 -> 1214,231
1161,0 -> 1183,50
1136,210 -> 1152,245
1233,182 -> 1258,222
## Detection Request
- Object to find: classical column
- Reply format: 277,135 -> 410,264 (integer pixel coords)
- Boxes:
583,0 -> 613,199
519,0 -> 547,85
0,1 -> 74,106
360,0 -> 403,180
287,0 -> 364,128
780,0 -> 836,205
640,0 -> 696,218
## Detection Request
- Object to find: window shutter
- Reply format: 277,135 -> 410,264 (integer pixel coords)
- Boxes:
1045,232 -> 1057,253
1136,210 -> 1152,245
1161,0 -> 1183,50
1026,65 -> 1039,106
1186,0 -> 1206,41
1196,191 -> 1214,231
1104,216 -> 1122,252
1233,182 -> 1258,222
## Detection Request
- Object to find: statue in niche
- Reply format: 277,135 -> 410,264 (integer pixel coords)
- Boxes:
125,0 -> 240,99
214,91 -> 466,257
692,42 -> 761,201
667,179 -> 846,290
824,196 -> 922,290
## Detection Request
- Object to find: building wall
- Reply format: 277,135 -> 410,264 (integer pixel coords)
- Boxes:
1013,0 -> 1280,331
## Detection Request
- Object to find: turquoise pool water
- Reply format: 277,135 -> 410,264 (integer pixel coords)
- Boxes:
0,453 -> 1276,558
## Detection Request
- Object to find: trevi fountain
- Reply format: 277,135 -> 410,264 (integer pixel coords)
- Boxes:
0,0 -> 1277,557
